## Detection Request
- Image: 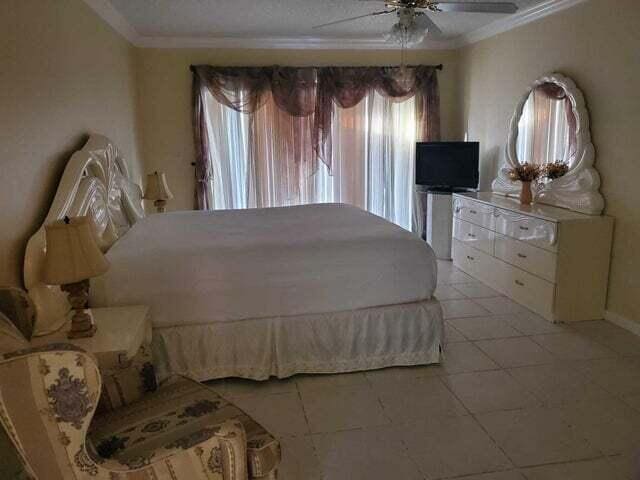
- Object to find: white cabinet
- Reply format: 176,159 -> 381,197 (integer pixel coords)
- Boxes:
426,192 -> 453,260
451,193 -> 614,323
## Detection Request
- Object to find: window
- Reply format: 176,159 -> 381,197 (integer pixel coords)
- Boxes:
204,89 -> 418,230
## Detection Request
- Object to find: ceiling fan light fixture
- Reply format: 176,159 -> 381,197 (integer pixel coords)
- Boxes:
385,20 -> 426,46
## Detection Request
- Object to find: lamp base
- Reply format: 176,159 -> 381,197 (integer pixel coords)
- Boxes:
67,312 -> 97,339
61,280 -> 98,339
154,199 -> 166,213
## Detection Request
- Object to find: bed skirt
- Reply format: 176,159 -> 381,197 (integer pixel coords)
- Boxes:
151,299 -> 443,381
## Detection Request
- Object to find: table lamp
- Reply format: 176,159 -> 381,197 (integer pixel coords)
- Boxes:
42,216 -> 109,339
143,171 -> 173,213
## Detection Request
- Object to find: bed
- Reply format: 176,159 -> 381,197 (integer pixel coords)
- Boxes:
24,135 -> 443,381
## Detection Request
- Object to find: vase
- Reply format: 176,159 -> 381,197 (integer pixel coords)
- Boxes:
520,181 -> 533,205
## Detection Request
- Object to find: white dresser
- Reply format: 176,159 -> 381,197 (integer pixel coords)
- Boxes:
451,192 -> 614,323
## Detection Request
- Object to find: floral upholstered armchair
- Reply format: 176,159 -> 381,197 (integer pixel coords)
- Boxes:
0,327 -> 280,479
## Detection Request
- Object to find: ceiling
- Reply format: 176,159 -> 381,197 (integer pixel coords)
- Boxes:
97,0 -> 578,48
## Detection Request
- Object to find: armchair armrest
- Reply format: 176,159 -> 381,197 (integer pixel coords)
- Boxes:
96,418 -> 248,480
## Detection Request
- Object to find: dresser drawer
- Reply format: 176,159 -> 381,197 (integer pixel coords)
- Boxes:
452,239 -> 495,286
494,208 -> 557,251
494,234 -> 557,283
498,260 -> 555,320
453,197 -> 495,230
453,218 -> 495,255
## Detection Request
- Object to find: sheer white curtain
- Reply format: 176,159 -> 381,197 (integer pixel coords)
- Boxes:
516,91 -> 571,166
205,89 -> 417,230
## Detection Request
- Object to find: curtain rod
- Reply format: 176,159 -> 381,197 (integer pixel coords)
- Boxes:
189,64 -> 443,72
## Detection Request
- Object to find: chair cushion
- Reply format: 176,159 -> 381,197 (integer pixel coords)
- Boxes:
89,375 -> 281,477
0,311 -> 29,356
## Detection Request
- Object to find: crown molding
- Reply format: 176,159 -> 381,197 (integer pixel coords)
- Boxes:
84,0 -> 588,50
458,0 -> 589,46
136,35 -> 455,50
83,0 -> 141,44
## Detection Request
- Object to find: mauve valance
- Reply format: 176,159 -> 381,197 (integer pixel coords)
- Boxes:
191,64 -> 441,210
314,65 -> 440,161
192,65 -> 318,116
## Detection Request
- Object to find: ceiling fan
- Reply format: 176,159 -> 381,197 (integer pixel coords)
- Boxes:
313,1 -> 519,46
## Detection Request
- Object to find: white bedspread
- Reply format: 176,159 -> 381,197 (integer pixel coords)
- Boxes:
92,203 -> 437,328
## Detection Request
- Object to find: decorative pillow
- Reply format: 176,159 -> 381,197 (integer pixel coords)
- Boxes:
0,287 -> 36,340
0,311 -> 30,356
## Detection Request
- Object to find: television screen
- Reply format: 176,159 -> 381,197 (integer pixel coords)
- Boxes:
415,142 -> 479,190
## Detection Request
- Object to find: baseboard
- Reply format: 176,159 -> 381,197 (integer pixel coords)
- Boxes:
605,310 -> 640,338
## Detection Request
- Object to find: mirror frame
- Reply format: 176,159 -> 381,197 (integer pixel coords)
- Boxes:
492,73 -> 604,215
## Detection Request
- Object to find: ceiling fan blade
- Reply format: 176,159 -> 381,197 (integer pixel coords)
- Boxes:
313,9 -> 396,29
414,13 -> 443,37
433,2 -> 518,13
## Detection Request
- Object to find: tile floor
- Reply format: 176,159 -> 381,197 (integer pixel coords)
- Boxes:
207,260 -> 640,480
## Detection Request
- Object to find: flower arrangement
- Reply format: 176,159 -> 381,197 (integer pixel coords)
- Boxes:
543,161 -> 569,180
508,163 -> 542,183
508,163 -> 541,205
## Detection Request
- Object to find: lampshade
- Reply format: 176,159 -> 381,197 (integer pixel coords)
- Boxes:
42,216 -> 110,285
143,171 -> 173,201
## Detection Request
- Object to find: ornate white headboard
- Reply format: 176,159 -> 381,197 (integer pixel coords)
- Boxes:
24,135 -> 146,336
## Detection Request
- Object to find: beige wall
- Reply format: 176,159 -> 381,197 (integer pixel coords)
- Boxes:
0,0 -> 142,288
136,48 -> 461,210
459,0 -> 640,323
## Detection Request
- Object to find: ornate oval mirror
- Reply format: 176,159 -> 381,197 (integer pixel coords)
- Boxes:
516,83 -> 577,168
492,73 -> 604,215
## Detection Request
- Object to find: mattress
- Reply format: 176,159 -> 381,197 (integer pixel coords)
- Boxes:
92,203 -> 437,328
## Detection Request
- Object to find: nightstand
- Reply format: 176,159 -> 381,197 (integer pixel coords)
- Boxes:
31,305 -> 151,370
33,305 -> 156,412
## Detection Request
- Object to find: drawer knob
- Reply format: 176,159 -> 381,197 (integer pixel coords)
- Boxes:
515,280 -> 525,287
517,253 -> 527,259
467,255 -> 475,261
468,233 -> 476,238
519,226 -> 529,231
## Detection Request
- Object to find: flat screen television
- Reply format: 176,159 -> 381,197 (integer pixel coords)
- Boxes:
415,142 -> 479,191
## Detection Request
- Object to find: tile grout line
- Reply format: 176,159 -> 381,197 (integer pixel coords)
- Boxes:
471,339 -> 561,369
471,364 -> 612,471
294,378 -> 325,480
285,362 -> 630,478
526,331 -> 620,362
438,355 -> 613,473
368,373 -> 395,427
379,381 -> 438,480
437,374 -> 519,476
